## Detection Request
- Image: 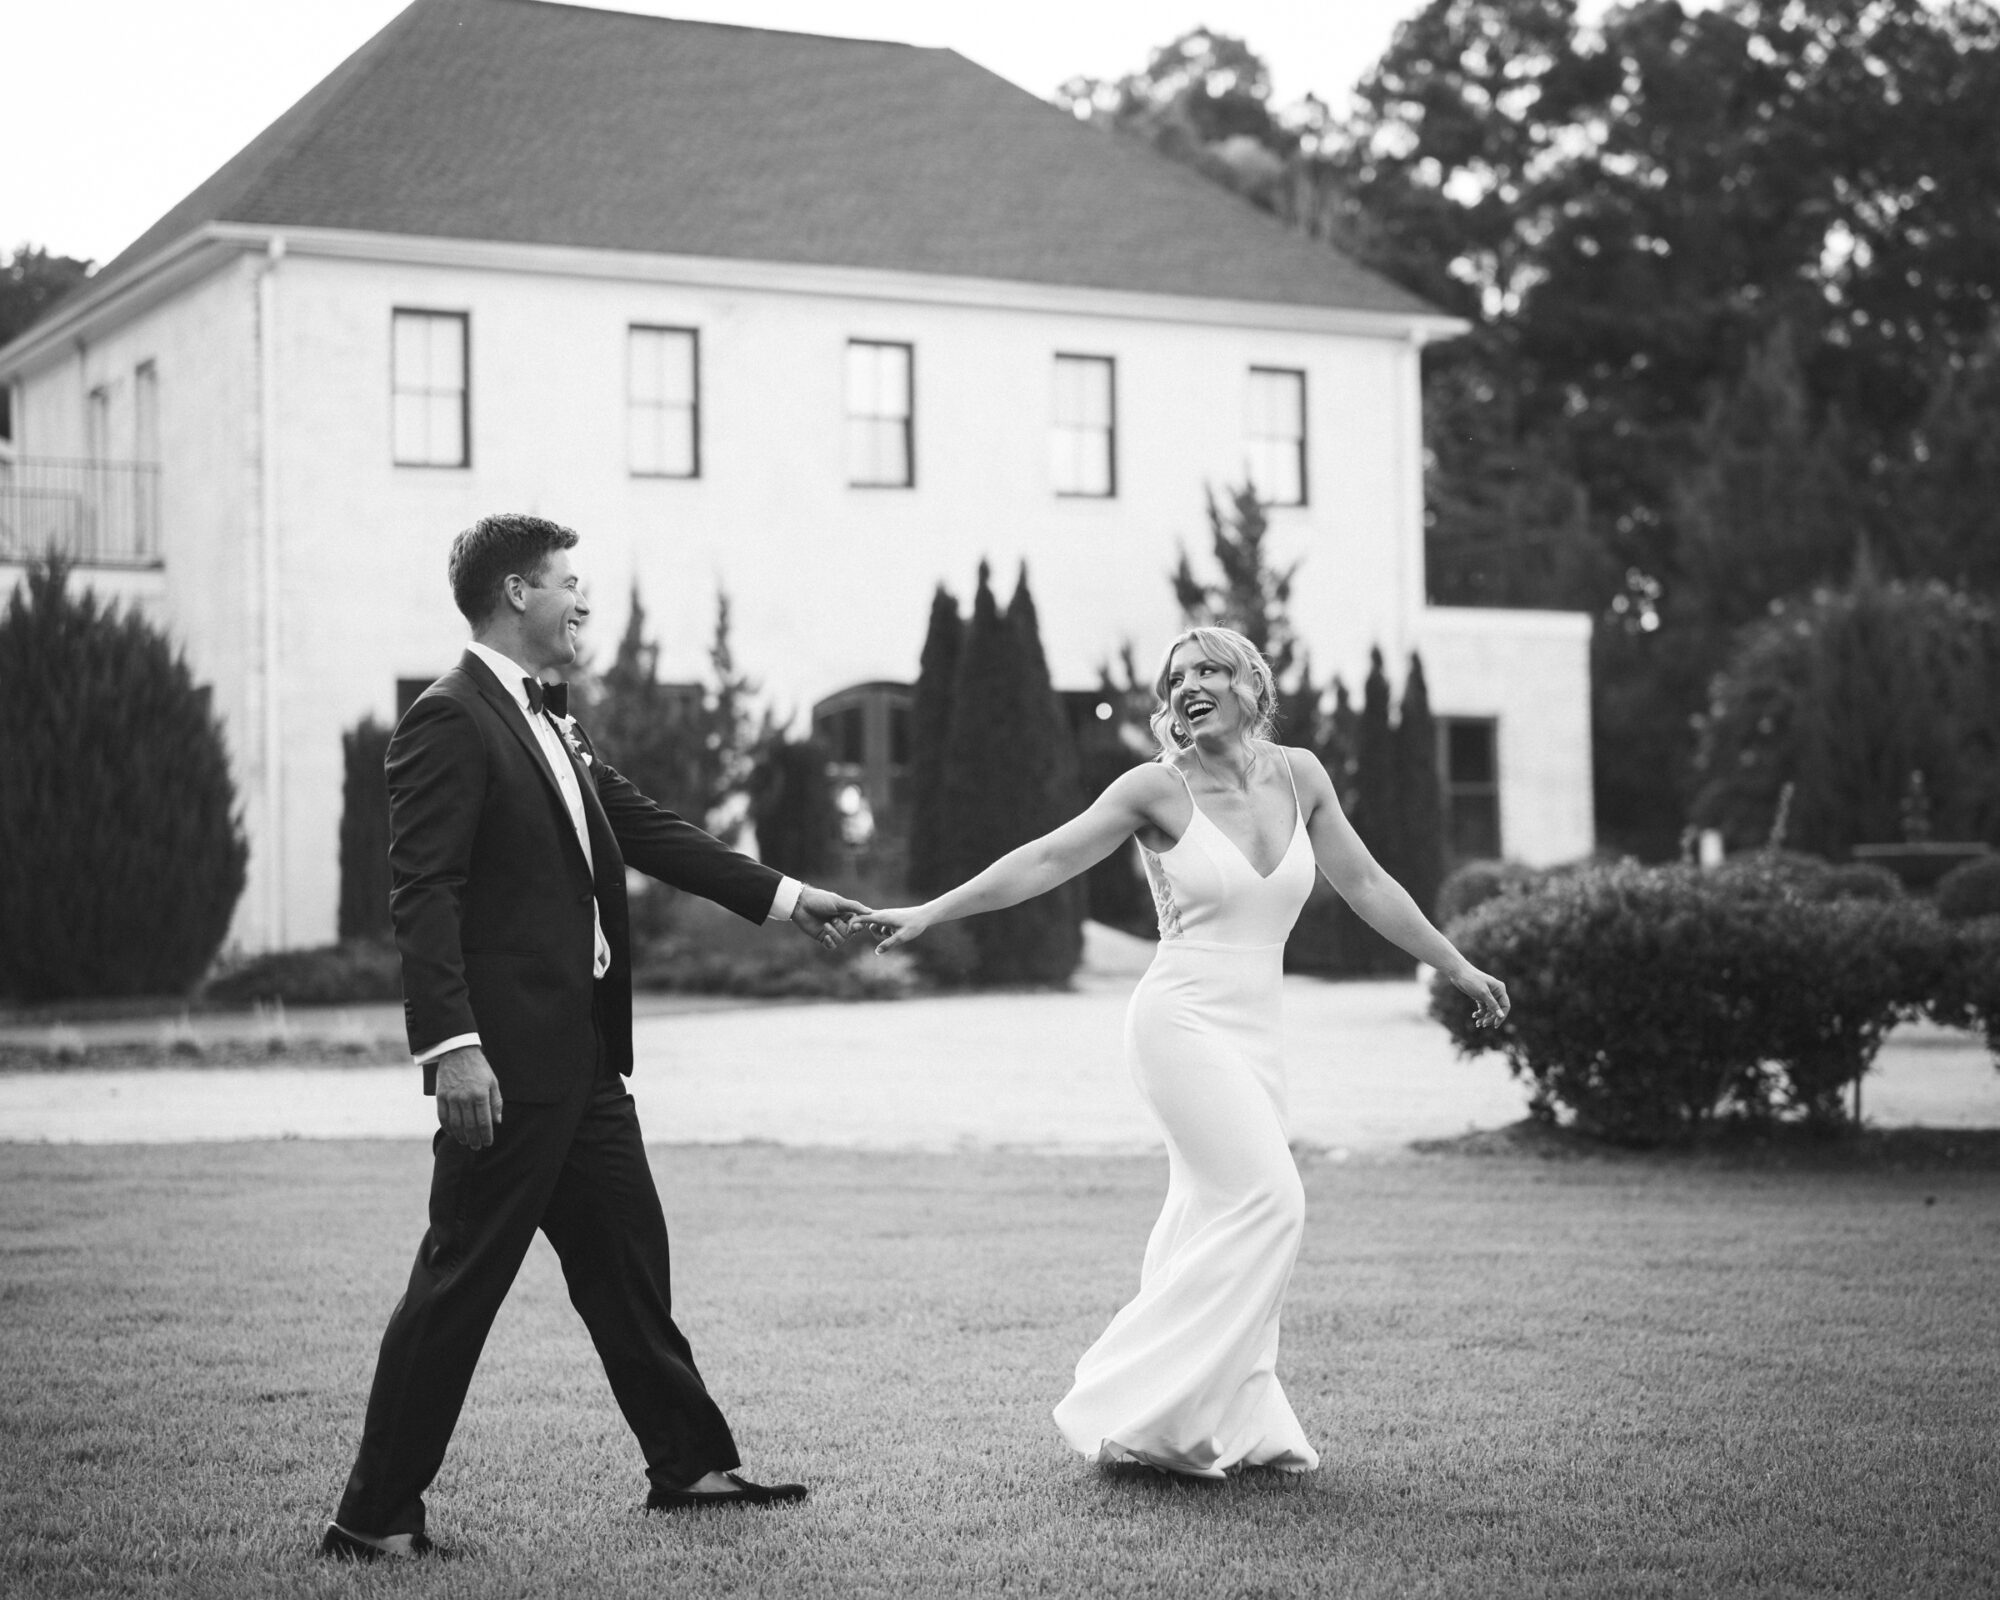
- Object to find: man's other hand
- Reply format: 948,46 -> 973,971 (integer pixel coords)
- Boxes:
790,885 -> 873,950
435,1045 -> 504,1149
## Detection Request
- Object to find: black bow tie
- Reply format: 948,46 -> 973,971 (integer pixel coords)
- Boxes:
524,678 -> 568,719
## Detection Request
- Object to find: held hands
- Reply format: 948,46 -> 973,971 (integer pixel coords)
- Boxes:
856,906 -> 932,954
1449,963 -> 1511,1029
435,1045 -> 504,1149
790,884 -> 874,951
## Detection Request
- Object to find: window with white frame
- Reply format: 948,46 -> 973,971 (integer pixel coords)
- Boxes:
845,340 -> 913,488
1245,366 -> 1307,507
392,309 -> 469,467
134,361 -> 159,463
627,326 -> 699,478
87,385 -> 110,463
1051,354 -> 1116,498
1439,717 -> 1502,862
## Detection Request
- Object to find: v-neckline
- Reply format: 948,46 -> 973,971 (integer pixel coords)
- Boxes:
1187,795 -> 1302,883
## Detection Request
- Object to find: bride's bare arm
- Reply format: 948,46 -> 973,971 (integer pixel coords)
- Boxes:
868,765 -> 1180,952
1292,749 -> 1510,1022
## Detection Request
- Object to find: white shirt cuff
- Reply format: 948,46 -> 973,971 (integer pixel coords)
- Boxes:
766,876 -> 804,924
415,1032 -> 481,1066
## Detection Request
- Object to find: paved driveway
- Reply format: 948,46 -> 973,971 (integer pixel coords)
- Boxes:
5,949 -> 1997,1149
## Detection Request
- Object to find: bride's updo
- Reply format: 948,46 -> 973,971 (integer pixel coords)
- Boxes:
1149,626 -> 1279,754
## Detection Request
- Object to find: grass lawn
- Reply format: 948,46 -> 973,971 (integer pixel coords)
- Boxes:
2,1137 -> 1996,1599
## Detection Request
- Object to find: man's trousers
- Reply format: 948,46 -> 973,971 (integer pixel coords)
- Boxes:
333,1057 -> 737,1536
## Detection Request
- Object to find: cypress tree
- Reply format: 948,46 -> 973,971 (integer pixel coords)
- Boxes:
935,562 -> 1083,985
0,559 -> 247,999
337,718 -> 393,941
1344,648 -> 1409,973
1002,564 -> 1085,982
1393,654 -> 1445,921
747,736 -> 838,881
905,585 -> 962,900
592,583 -> 706,818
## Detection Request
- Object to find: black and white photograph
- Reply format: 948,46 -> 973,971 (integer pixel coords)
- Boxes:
2,0 -> 1998,1593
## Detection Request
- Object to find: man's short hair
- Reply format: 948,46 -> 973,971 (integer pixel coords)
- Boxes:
448,514 -> 579,625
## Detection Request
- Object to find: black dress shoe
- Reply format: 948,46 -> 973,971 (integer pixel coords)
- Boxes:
645,1472 -> 809,1511
319,1521 -> 440,1560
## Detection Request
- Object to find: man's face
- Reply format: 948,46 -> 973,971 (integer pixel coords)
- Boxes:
519,549 -> 588,672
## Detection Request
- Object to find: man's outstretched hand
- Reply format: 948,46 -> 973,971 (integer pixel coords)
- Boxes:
790,885 -> 873,950
435,1045 -> 503,1149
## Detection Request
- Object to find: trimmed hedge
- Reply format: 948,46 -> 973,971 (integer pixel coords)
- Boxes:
1431,861 -> 1997,1145
204,940 -> 402,1006
1936,855 -> 2000,922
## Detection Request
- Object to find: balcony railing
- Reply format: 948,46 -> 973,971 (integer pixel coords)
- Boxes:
0,456 -> 162,567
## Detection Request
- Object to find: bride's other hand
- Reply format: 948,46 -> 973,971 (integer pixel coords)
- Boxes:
1449,963 -> 1510,1028
862,906 -> 932,953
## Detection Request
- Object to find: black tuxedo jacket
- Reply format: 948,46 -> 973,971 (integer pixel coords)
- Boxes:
386,649 -> 783,1103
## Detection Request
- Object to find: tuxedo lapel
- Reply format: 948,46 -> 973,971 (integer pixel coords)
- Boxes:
458,650 -> 593,879
555,722 -> 624,891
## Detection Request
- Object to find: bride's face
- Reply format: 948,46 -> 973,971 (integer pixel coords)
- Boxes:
1167,644 -> 1242,742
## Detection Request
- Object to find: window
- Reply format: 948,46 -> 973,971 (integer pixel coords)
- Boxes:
134,362 -> 160,540
392,310 -> 469,467
1051,354 -> 1115,497
87,386 -> 110,464
1245,367 -> 1307,507
846,340 -> 913,487
628,326 -> 699,478
1439,717 -> 1501,862
133,362 -> 159,463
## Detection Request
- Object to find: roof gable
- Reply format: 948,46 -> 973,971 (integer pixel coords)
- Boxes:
93,0 -> 1437,319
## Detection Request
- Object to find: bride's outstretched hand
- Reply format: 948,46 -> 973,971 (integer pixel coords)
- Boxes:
1449,962 -> 1511,1029
860,906 -> 932,954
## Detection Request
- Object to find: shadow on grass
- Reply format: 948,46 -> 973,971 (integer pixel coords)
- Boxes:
1415,1116 -> 2000,1171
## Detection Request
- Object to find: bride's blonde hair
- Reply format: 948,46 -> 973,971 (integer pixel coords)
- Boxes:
1149,626 -> 1278,756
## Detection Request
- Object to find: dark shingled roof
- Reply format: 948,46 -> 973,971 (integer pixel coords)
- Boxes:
97,0 -> 1437,318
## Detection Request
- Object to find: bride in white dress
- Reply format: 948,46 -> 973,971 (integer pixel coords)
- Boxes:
863,626 -> 1509,1478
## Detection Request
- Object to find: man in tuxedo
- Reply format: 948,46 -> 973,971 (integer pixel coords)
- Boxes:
322,513 -> 868,1561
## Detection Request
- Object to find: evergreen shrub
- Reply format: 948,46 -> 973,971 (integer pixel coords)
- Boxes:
0,561 -> 247,1001
747,736 -> 838,881
1927,918 -> 2000,1052
1436,859 -> 1544,925
337,719 -> 392,941
631,893 -> 909,1000
1935,855 -> 2000,922
929,564 -> 1083,987
205,940 -> 401,1005
1429,863 -> 1974,1144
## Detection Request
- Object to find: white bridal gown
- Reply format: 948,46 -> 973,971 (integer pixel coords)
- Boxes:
1053,755 -> 1322,1478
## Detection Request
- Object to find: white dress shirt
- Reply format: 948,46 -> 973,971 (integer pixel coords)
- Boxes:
414,641 -> 802,1065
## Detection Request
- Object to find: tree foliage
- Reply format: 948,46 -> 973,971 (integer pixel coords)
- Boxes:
905,585 -> 964,901
0,561 -> 246,1000
1072,3 -> 2000,857
1691,572 -> 2000,856
0,244 -> 92,347
746,736 -> 838,882
930,563 -> 1084,985
587,583 -> 772,841
337,718 -> 392,942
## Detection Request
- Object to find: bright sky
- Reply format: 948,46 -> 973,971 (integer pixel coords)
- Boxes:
8,0 -> 1435,265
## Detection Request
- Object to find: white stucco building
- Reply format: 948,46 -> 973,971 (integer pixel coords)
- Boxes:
0,0 -> 1592,952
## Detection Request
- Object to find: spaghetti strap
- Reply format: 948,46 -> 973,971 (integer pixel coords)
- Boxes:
1276,745 -> 1303,822
1162,760 -> 1196,798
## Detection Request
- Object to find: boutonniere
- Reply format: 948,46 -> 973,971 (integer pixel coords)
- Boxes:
552,713 -> 592,767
